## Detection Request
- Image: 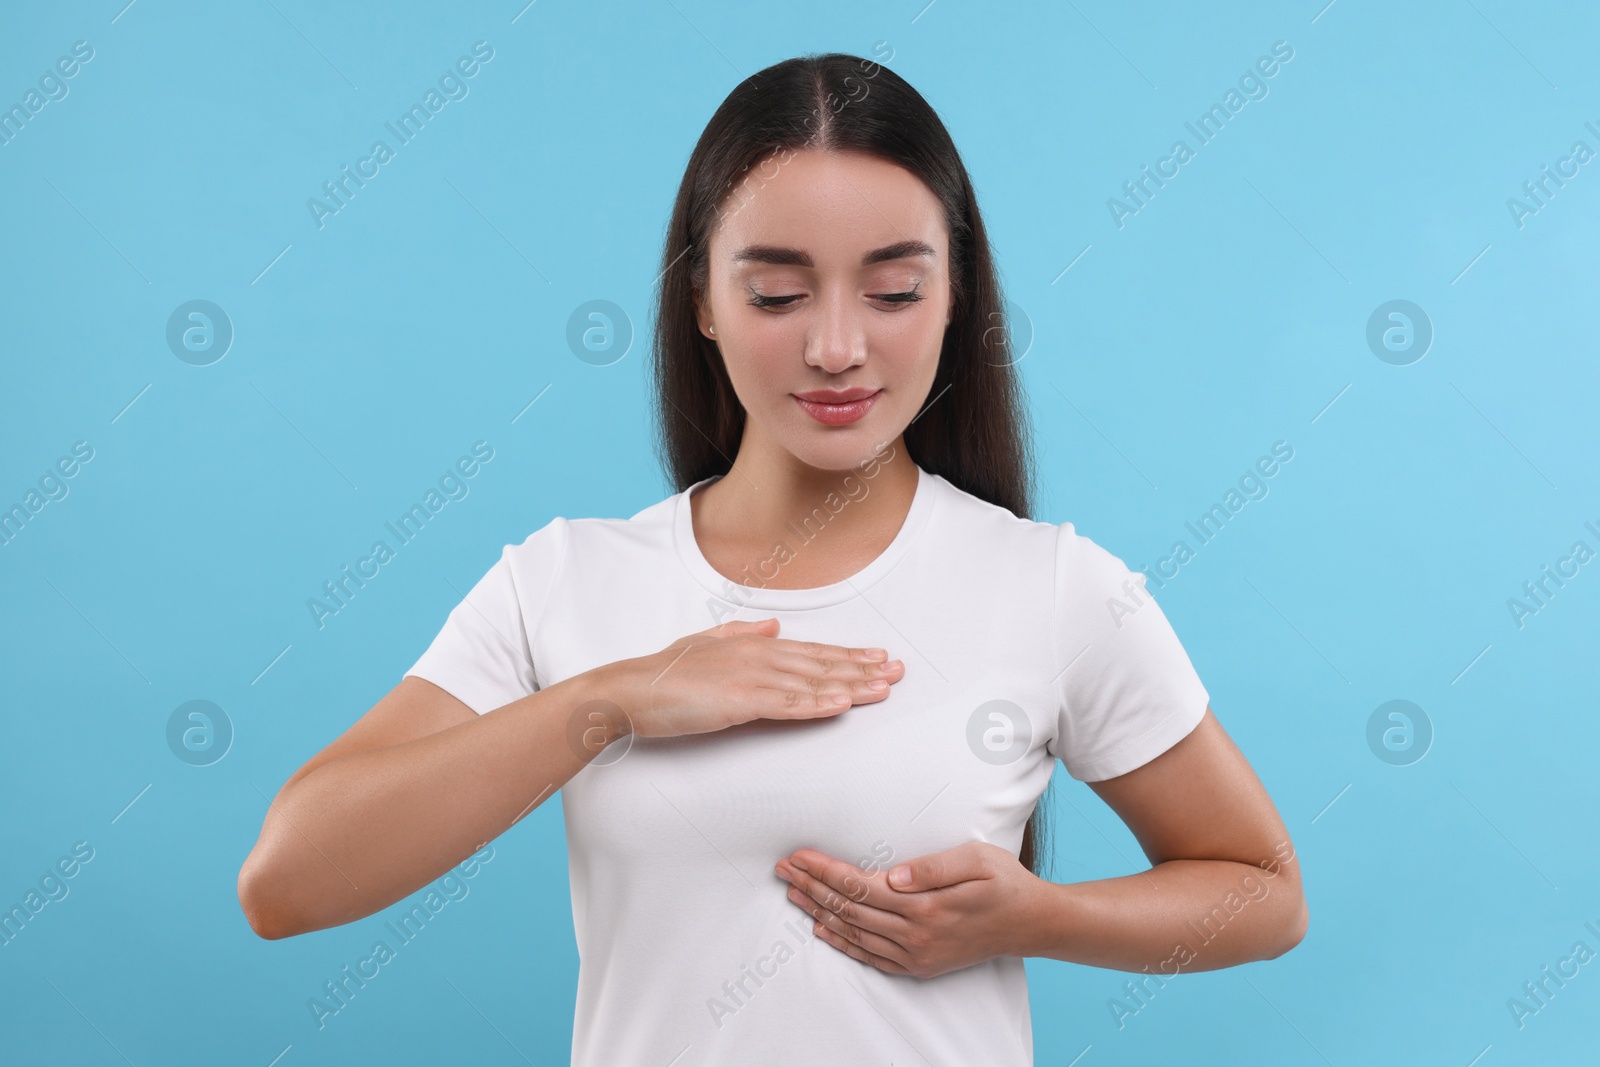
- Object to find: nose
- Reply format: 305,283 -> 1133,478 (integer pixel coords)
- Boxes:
803,292 -> 868,375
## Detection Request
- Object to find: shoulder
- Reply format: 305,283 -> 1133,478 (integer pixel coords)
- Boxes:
1054,519 -> 1138,586
929,474 -> 1144,603
926,471 -> 1049,537
501,483 -> 680,565
928,473 -> 1100,585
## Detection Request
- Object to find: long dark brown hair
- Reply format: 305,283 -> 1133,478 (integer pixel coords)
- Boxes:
646,52 -> 1053,880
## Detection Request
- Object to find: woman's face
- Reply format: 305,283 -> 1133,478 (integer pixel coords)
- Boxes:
696,147 -> 953,473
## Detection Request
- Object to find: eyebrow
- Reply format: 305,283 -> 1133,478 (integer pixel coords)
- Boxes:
730,239 -> 937,269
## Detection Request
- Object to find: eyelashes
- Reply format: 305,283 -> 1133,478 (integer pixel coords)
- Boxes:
746,283 -> 925,310
746,292 -> 800,308
877,288 -> 926,306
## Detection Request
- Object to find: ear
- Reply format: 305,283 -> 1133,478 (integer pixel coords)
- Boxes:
693,290 -> 716,341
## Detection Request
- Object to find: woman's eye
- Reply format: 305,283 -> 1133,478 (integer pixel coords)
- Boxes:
747,293 -> 801,308
876,289 -> 924,305
745,288 -> 925,310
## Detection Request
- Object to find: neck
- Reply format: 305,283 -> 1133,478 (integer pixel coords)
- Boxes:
690,436 -> 917,587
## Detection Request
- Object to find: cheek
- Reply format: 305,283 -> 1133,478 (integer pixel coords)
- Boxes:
872,318 -> 942,377
874,298 -> 943,343
719,331 -> 789,399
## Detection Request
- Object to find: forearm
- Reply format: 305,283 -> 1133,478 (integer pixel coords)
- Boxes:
1019,855 -> 1306,973
240,667 -> 626,938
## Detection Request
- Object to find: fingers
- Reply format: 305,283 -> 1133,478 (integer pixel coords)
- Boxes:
775,867 -> 914,971
744,678 -> 890,719
667,622 -> 907,725
752,675 -> 902,716
778,637 -> 889,665
811,923 -> 912,974
764,648 -> 904,684
740,644 -> 905,718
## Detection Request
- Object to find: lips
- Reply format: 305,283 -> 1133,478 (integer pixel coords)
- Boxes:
794,387 -> 879,403
792,388 -> 882,426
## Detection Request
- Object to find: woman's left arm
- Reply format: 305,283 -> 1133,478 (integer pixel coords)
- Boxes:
1026,706 -> 1307,972
776,707 -> 1308,977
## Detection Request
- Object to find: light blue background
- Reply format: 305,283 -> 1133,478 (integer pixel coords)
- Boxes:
3,1 -> 1597,1063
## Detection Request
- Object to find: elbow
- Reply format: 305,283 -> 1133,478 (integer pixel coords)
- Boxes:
1268,897 -> 1309,959
237,850 -> 299,941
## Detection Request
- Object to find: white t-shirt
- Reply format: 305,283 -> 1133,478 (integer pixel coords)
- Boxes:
404,461 -> 1209,1066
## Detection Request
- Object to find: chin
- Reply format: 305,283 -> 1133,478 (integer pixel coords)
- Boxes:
781,423 -> 897,474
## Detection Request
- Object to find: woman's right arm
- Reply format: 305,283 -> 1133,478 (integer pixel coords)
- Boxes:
236,666 -> 628,940
237,618 -> 902,940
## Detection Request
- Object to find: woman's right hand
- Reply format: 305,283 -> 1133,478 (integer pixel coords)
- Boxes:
600,618 -> 905,739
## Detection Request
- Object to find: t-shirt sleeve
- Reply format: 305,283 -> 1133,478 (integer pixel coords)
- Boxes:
403,517 -> 568,715
1046,521 -> 1210,781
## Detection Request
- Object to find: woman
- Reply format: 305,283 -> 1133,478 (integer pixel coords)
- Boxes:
238,52 -> 1306,1064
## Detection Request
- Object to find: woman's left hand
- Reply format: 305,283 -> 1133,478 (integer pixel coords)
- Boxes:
775,840 -> 1044,979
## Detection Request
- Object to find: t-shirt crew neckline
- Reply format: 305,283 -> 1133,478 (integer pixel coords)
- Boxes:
673,463 -> 939,611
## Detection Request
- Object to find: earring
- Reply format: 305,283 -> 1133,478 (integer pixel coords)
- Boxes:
709,325 -> 716,335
